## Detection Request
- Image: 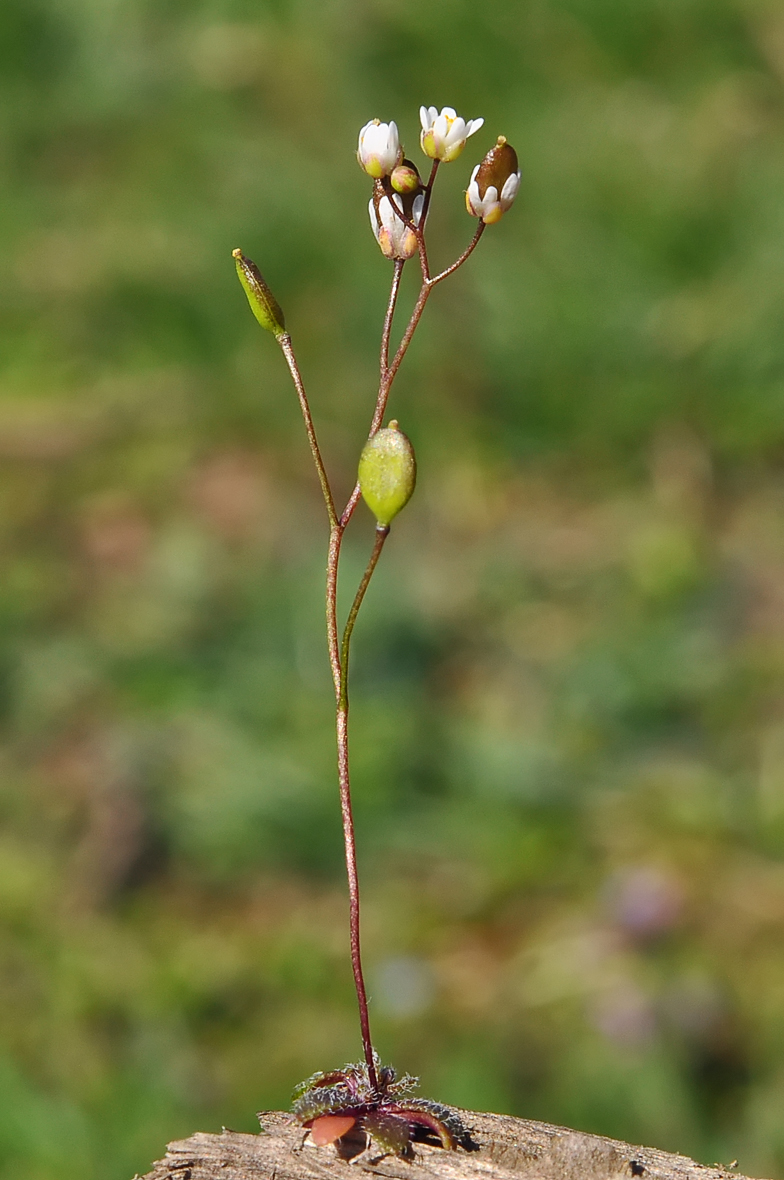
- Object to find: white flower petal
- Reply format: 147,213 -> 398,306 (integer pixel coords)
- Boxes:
444,118 -> 466,146
500,171 -> 520,207
378,196 -> 394,233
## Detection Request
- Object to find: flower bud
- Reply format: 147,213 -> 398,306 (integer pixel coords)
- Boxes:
358,420 -> 416,526
357,119 -> 402,179
368,182 -> 424,261
233,248 -> 286,337
390,159 -> 422,195
465,136 -> 521,224
420,105 -> 483,163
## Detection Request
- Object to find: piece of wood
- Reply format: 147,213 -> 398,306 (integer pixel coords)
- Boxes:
137,1109 -> 764,1180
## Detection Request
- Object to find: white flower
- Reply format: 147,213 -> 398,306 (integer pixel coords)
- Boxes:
419,106 -> 483,163
368,188 -> 425,260
465,137 -> 521,224
357,119 -> 402,179
466,167 -> 520,223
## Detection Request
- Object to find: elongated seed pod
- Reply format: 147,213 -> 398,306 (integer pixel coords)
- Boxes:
358,421 -> 416,526
233,248 -> 286,337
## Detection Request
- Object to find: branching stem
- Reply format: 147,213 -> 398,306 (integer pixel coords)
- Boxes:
340,525 -> 390,707
278,335 -> 337,529
271,174 -> 486,1098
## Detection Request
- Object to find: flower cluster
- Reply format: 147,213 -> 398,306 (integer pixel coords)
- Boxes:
357,106 -> 520,258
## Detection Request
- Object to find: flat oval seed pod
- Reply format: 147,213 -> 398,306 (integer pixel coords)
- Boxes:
358,421 -> 416,526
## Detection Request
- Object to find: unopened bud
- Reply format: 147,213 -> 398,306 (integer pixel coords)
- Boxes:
390,159 -> 422,195
465,136 -> 521,224
368,182 -> 423,261
233,248 -> 286,337
358,420 -> 416,526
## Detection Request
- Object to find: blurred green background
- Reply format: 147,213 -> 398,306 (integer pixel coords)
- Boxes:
2,0 -> 784,1176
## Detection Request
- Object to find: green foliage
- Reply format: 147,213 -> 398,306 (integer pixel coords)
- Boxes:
2,0 -> 784,1178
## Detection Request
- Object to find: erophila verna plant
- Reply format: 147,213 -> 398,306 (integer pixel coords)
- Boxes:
233,104 -> 520,1159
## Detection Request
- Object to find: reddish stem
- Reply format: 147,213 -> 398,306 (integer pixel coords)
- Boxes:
336,525 -> 389,1089
429,219 -> 485,286
272,180 -> 487,1097
381,261 -> 404,376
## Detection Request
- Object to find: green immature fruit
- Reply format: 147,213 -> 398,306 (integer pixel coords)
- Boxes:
358,421 -> 416,526
233,248 -> 286,337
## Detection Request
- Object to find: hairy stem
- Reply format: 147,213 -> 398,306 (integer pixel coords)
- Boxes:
340,525 -> 390,705
275,191 -> 483,1097
338,272 -> 430,532
337,281 -> 431,536
381,261 -> 404,377
336,697 -> 376,1087
278,335 -> 337,529
429,219 -> 485,286
275,335 -> 375,1076
334,524 -> 390,1089
416,159 -> 440,280
420,158 -> 440,228
328,519 -> 379,1087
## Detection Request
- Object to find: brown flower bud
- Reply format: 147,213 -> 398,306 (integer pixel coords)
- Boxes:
465,136 -> 521,224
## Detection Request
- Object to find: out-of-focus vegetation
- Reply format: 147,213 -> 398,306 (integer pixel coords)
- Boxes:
2,0 -> 784,1177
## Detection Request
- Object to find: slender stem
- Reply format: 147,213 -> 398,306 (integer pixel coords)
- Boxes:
335,696 -> 375,1086
274,334 -> 375,1077
326,517 -> 377,1086
278,335 -> 338,529
383,161 -> 439,281
274,174 -> 484,1096
340,484 -> 363,530
380,260 -> 403,375
337,281 -> 432,535
416,160 -> 439,281
416,230 -> 431,283
340,526 -> 389,704
332,524 -> 390,1089
385,282 -> 431,390
429,220 -> 485,286
325,520 -> 390,1088
420,158 -> 440,228
326,525 -> 342,697
381,261 -> 404,377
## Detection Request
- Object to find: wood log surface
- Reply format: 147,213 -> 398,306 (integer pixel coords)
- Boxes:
137,1109 -> 766,1180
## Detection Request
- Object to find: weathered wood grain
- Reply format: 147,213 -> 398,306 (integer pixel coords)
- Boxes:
137,1109 -> 764,1180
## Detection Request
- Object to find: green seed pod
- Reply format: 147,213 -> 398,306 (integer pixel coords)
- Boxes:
233,248 -> 286,337
358,421 -> 416,527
